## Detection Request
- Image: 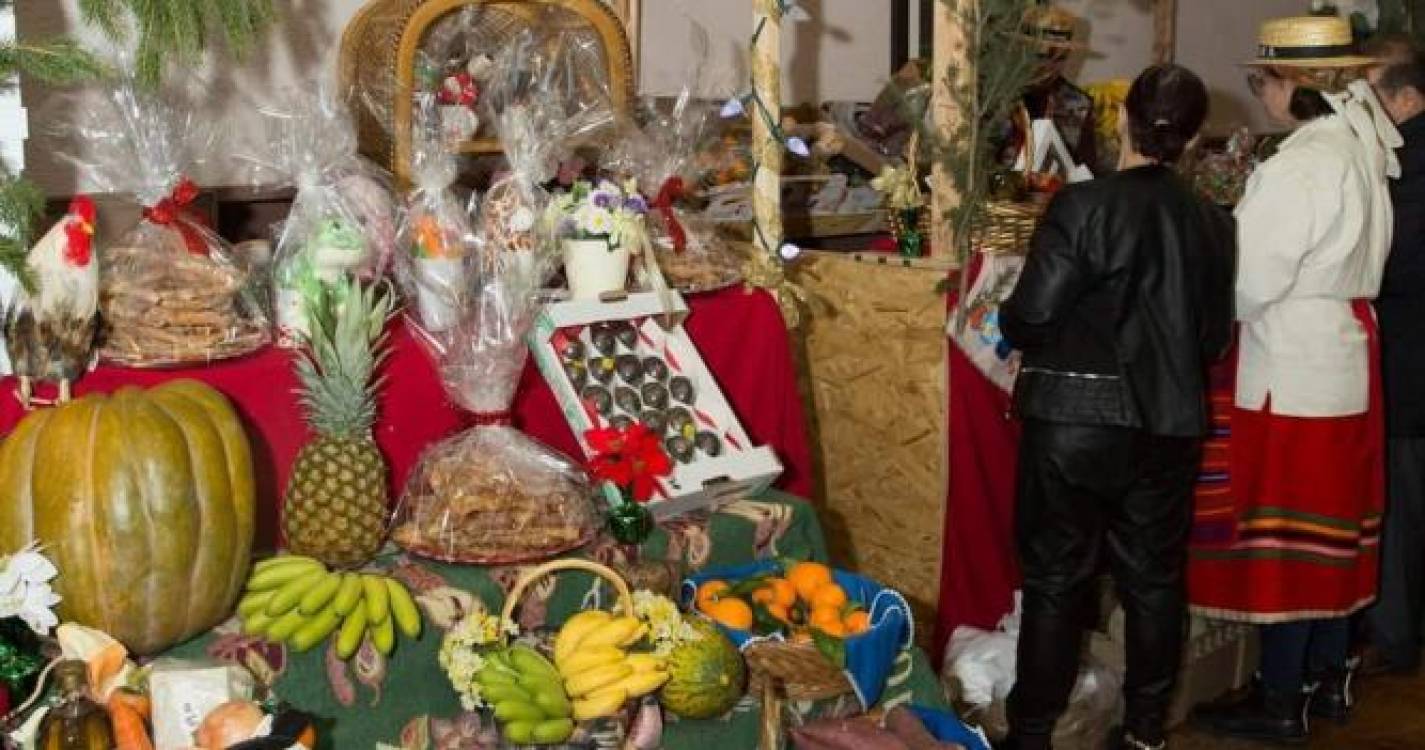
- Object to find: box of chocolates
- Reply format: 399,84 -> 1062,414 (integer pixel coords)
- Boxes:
529,291 -> 784,519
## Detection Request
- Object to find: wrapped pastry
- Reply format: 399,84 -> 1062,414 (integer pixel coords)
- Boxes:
53,82 -> 270,366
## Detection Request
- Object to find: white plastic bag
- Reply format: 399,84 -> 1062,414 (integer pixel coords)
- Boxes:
149,659 -> 256,750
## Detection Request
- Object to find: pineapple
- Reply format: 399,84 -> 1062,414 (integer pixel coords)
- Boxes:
282,279 -> 396,568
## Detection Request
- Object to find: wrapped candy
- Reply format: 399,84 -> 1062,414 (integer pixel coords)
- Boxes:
391,34 -> 598,565
241,88 -> 397,346
51,81 -> 270,366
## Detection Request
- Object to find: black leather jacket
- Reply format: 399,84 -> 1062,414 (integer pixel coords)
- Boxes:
1001,165 -> 1236,437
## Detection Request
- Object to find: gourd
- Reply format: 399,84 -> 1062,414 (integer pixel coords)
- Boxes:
659,618 -> 746,719
0,381 -> 256,655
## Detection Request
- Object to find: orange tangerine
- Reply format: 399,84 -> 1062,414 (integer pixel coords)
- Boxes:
809,606 -> 842,631
766,578 -> 797,608
765,602 -> 791,625
844,610 -> 872,635
751,587 -> 777,605
696,580 -> 729,607
816,620 -> 848,638
787,562 -> 834,602
704,597 -> 755,631
811,584 -> 848,611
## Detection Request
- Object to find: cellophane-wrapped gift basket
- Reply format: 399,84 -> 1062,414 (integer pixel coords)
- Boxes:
239,86 -> 397,347
51,81 -> 271,367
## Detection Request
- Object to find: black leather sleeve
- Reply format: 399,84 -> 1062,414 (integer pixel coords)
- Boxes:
1199,203 -> 1238,362
1001,188 -> 1089,352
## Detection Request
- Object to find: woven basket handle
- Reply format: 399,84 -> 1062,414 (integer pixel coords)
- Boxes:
500,559 -> 636,630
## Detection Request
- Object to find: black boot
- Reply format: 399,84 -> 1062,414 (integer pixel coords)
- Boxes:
1192,679 -> 1311,744
1308,661 -> 1356,723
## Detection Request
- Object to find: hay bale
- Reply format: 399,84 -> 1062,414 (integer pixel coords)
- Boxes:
790,252 -> 951,640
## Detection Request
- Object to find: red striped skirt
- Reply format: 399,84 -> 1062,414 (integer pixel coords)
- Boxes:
1187,301 -> 1385,623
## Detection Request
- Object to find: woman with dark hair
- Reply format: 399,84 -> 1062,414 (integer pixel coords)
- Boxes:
998,63 -> 1236,750
1190,15 -> 1401,744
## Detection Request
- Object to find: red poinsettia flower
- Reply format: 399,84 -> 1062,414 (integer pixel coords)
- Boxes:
584,422 -> 673,502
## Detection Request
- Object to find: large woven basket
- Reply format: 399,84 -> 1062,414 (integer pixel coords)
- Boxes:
339,0 -> 636,184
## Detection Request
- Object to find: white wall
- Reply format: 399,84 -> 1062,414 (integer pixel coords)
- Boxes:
21,0 -> 895,195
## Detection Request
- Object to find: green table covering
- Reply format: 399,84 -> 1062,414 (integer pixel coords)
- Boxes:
165,492 -> 950,748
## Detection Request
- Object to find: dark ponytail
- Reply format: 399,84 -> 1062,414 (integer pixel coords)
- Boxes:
1125,64 -> 1209,164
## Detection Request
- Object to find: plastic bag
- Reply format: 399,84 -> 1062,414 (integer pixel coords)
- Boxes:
391,32 -> 597,565
602,26 -> 744,294
50,81 -> 269,367
242,88 -> 397,346
478,27 -> 617,288
943,592 -> 1123,750
149,658 -> 256,750
393,92 -> 478,336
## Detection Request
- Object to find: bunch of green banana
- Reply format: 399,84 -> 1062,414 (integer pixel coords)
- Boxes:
237,555 -> 422,659
476,644 -> 576,745
552,611 -> 668,721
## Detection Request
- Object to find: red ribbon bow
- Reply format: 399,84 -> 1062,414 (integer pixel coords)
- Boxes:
141,178 -> 210,256
438,72 -> 479,107
652,177 -> 689,255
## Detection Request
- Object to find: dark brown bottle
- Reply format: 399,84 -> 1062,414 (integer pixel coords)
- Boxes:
37,660 -> 114,750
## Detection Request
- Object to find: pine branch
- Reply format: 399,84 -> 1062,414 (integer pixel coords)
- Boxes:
0,38 -> 107,85
76,0 -> 276,88
0,177 -> 44,294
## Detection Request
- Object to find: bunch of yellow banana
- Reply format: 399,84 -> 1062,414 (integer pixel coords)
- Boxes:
476,645 -> 575,745
237,555 -> 422,659
552,611 -> 668,721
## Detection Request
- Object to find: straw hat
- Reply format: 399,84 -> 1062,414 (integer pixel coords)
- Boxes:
1244,16 -> 1378,68
1019,5 -> 1086,52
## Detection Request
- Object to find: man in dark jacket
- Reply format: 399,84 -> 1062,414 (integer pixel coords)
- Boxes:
997,65 -> 1236,750
1366,36 -> 1425,674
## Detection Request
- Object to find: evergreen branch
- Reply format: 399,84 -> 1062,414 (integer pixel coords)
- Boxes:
0,38 -> 108,85
76,0 -> 276,87
0,177 -> 45,294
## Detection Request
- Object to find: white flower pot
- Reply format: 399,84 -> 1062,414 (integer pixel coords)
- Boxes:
415,257 -> 466,333
563,238 -> 629,301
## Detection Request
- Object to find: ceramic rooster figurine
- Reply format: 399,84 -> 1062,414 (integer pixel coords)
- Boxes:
2,196 -> 99,409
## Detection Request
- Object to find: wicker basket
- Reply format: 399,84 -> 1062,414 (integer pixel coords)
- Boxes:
500,558 -> 635,627
972,199 -> 1045,255
745,640 -> 852,702
339,0 -> 636,184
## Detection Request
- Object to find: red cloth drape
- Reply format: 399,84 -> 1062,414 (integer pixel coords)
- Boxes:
935,340 -> 1022,660
0,288 -> 811,550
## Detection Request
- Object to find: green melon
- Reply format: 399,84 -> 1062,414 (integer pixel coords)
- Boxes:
659,618 -> 747,719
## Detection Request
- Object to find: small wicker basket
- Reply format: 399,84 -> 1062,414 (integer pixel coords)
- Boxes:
500,558 -> 635,627
972,199 -> 1045,255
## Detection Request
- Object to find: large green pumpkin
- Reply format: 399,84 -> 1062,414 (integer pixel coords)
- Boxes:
0,380 -> 255,655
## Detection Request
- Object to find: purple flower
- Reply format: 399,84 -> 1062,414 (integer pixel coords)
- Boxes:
624,195 -> 648,214
593,192 -> 614,209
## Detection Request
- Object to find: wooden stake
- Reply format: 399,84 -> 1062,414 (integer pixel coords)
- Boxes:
931,0 -> 972,261
752,0 -> 784,261
1153,0 -> 1177,64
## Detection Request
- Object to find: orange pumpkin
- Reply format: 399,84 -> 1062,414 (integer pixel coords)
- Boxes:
0,381 -> 256,655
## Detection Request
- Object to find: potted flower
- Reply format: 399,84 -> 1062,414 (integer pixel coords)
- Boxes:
583,422 -> 673,545
551,180 -> 650,301
0,543 -> 61,718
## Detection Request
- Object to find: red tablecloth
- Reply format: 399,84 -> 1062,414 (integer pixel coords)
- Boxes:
0,288 -> 811,549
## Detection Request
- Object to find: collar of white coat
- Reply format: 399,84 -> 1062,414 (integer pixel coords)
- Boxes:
1322,79 -> 1405,179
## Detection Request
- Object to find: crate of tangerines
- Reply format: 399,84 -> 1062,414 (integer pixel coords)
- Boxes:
682,559 -> 914,705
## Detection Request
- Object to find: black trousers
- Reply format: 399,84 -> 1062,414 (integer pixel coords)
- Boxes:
1365,437 -> 1425,671
1006,421 -> 1200,747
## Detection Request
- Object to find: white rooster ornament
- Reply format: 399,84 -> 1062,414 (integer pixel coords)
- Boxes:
2,196 -> 99,409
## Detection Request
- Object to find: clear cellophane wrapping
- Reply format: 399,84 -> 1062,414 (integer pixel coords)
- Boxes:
242,88 -> 397,347
391,30 -> 608,565
52,82 -> 270,366
603,26 -> 743,293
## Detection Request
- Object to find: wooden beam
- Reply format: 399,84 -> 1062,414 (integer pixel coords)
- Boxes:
893,0 -> 911,73
930,0 -> 972,260
1153,0 -> 1177,64
752,0 -> 784,261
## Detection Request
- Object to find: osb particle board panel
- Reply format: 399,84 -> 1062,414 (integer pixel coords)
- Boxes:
790,252 -> 950,635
